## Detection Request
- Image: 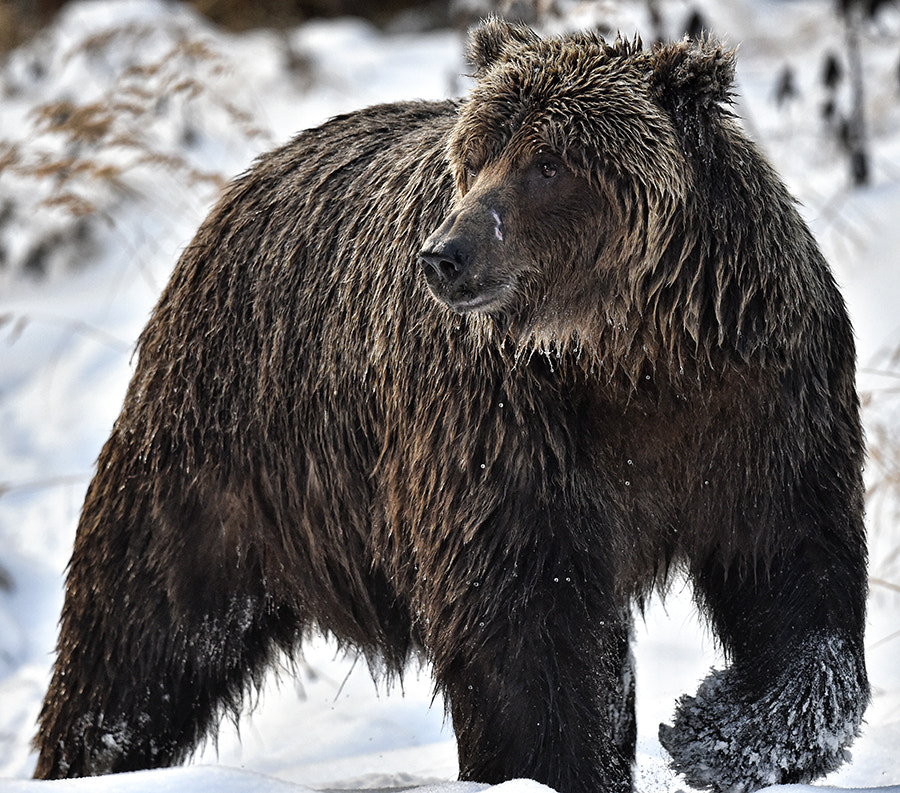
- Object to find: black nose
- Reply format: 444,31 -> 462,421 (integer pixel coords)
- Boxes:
419,239 -> 472,285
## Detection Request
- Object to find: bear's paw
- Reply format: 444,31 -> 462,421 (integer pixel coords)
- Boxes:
658,635 -> 868,793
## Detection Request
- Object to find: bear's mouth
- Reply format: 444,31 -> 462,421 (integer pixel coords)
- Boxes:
432,282 -> 513,314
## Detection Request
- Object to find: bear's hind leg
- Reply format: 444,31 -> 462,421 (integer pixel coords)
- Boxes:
35,578 -> 297,778
33,458 -> 301,778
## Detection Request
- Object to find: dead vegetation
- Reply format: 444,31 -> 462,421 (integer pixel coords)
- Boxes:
862,354 -> 900,592
0,19 -> 271,278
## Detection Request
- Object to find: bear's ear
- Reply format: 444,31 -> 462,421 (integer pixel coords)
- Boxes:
466,15 -> 541,76
649,38 -> 736,117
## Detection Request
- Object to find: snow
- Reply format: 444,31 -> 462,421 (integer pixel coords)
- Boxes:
1,0 -> 899,792
0,767 -> 511,793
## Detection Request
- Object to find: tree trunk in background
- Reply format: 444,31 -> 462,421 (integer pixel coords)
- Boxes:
843,0 -> 870,186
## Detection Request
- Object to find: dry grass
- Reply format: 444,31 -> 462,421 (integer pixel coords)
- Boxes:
8,30 -> 267,205
0,20 -> 271,276
861,352 -> 900,596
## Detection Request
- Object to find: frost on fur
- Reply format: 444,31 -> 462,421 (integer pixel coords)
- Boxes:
659,634 -> 869,793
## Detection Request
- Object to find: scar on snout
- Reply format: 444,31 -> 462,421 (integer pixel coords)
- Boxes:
491,209 -> 504,242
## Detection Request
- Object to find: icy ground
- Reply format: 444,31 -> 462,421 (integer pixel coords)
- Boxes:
1,0 -> 900,792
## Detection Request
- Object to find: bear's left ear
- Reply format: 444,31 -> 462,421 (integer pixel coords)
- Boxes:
648,38 -> 736,117
466,15 -> 541,76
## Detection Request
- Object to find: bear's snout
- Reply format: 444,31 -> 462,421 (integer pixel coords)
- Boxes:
419,230 -> 509,313
419,205 -> 513,313
419,237 -> 472,286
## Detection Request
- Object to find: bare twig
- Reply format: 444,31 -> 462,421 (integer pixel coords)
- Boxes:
0,312 -> 132,353
870,576 -> 900,595
0,473 -> 89,499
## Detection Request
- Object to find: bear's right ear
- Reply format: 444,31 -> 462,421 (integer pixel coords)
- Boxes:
467,15 -> 541,76
649,38 -> 736,117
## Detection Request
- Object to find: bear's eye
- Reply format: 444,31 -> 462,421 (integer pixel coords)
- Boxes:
464,161 -> 480,182
537,160 -> 559,179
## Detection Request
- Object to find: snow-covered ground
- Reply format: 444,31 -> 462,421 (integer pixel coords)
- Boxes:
1,1 -> 899,792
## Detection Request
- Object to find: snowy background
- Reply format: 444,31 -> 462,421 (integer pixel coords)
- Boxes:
1,0 -> 900,791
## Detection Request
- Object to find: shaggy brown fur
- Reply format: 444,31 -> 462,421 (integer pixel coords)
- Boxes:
35,18 -> 868,793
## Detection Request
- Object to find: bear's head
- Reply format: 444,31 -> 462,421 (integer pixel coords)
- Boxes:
419,17 -> 737,351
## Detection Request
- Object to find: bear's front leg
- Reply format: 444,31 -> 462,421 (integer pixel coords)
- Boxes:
431,576 -> 636,793
660,528 -> 869,793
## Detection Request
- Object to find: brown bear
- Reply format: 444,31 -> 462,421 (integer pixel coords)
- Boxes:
34,17 -> 869,793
